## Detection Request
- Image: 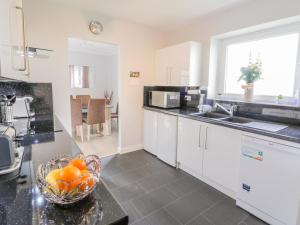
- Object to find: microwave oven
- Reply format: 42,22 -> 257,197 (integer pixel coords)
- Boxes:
149,91 -> 180,108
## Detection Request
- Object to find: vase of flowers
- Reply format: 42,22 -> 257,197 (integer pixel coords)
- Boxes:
238,57 -> 262,102
104,90 -> 113,105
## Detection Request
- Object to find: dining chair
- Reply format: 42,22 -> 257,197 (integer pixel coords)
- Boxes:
111,102 -> 119,127
70,98 -> 84,142
76,95 -> 91,109
84,99 -> 106,141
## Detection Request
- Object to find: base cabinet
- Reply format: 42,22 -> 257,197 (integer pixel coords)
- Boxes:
177,117 -> 241,194
156,113 -> 178,167
177,117 -> 205,177
144,110 -> 240,194
203,124 -> 241,193
143,110 -> 158,155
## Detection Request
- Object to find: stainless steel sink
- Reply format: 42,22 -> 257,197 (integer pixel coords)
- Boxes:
189,112 -> 229,119
220,116 -> 253,124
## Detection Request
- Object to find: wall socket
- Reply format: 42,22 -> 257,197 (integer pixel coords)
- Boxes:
185,96 -> 192,101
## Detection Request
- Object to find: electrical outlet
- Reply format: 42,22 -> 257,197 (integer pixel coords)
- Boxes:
185,96 -> 192,101
293,111 -> 300,120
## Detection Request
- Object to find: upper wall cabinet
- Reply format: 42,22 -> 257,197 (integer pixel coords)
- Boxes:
155,41 -> 201,86
0,0 -> 30,81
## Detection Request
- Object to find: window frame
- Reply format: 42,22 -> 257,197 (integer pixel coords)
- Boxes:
217,22 -> 300,103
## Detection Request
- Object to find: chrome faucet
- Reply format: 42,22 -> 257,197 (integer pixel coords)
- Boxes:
214,103 -> 237,117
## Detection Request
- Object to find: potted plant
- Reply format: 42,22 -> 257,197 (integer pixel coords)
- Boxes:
238,57 -> 262,101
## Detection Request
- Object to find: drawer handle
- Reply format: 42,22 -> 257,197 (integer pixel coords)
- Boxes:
205,127 -> 208,150
198,125 -> 202,148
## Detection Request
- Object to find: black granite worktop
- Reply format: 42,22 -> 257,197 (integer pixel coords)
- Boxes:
0,117 -> 128,225
144,106 -> 300,144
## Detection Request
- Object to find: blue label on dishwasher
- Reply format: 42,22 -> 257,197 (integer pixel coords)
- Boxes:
242,184 -> 251,192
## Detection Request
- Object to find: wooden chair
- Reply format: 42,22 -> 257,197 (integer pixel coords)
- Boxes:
85,99 -> 106,141
70,98 -> 84,142
111,103 -> 119,127
76,95 -> 91,109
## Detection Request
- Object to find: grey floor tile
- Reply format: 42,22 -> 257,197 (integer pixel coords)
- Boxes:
137,209 -> 181,225
138,169 -> 185,192
109,168 -> 152,189
112,182 -> 146,203
198,183 -> 226,203
243,215 -> 268,225
186,214 -> 214,225
126,150 -> 157,164
131,187 -> 177,217
166,174 -> 204,198
203,197 -> 249,225
121,201 -> 143,225
165,189 -> 215,224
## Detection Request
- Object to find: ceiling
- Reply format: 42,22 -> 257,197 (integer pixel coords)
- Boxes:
47,0 -> 250,31
68,38 -> 118,55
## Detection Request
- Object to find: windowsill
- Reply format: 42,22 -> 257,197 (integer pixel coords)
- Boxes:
215,97 -> 300,108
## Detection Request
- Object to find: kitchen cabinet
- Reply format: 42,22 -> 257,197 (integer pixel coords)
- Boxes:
0,0 -> 29,81
155,41 -> 201,86
203,124 -> 241,193
156,113 -> 178,167
143,110 -> 158,155
177,117 -> 205,177
177,117 -> 241,194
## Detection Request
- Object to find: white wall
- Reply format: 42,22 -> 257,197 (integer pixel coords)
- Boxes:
23,0 -> 167,152
168,0 -> 300,88
69,51 -> 119,108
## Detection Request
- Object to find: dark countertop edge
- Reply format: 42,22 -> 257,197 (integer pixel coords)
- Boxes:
143,106 -> 300,144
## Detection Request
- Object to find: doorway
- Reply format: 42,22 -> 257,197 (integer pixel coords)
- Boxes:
68,38 -> 119,158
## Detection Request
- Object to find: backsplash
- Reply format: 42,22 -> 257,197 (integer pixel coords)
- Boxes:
0,81 -> 53,116
215,99 -> 300,125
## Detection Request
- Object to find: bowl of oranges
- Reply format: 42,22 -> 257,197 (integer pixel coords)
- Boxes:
36,154 -> 100,205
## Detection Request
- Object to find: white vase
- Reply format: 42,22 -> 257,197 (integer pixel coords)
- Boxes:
242,83 -> 254,102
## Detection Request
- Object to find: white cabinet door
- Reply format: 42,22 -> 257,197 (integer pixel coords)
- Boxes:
0,0 -> 29,80
203,124 -> 241,192
143,110 -> 158,155
157,113 -> 178,167
155,42 -> 201,86
177,117 -> 205,177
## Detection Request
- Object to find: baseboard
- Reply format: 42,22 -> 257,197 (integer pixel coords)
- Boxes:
118,144 -> 144,154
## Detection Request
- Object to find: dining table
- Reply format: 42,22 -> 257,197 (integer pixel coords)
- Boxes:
82,104 -> 113,136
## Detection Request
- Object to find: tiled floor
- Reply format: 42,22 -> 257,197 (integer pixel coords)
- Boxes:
76,124 -> 119,158
100,150 -> 268,225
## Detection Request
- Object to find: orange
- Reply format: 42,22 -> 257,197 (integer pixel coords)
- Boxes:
56,165 -> 82,192
79,170 -> 96,191
68,158 -> 87,170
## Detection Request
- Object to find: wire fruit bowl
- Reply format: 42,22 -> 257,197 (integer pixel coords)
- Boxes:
37,154 -> 101,205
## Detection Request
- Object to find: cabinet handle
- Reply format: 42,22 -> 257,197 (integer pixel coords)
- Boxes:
205,127 -> 208,150
198,125 -> 202,148
11,6 -> 27,72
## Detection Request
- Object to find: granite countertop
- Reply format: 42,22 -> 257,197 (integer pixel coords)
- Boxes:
144,106 -> 300,144
0,116 -> 128,225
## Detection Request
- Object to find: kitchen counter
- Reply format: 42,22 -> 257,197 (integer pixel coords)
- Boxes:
0,116 -> 128,225
144,106 -> 300,144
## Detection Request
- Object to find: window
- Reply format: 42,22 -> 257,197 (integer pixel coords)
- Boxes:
70,65 -> 90,88
218,24 -> 300,101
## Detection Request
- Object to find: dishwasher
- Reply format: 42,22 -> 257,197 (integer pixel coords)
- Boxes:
237,135 -> 300,225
